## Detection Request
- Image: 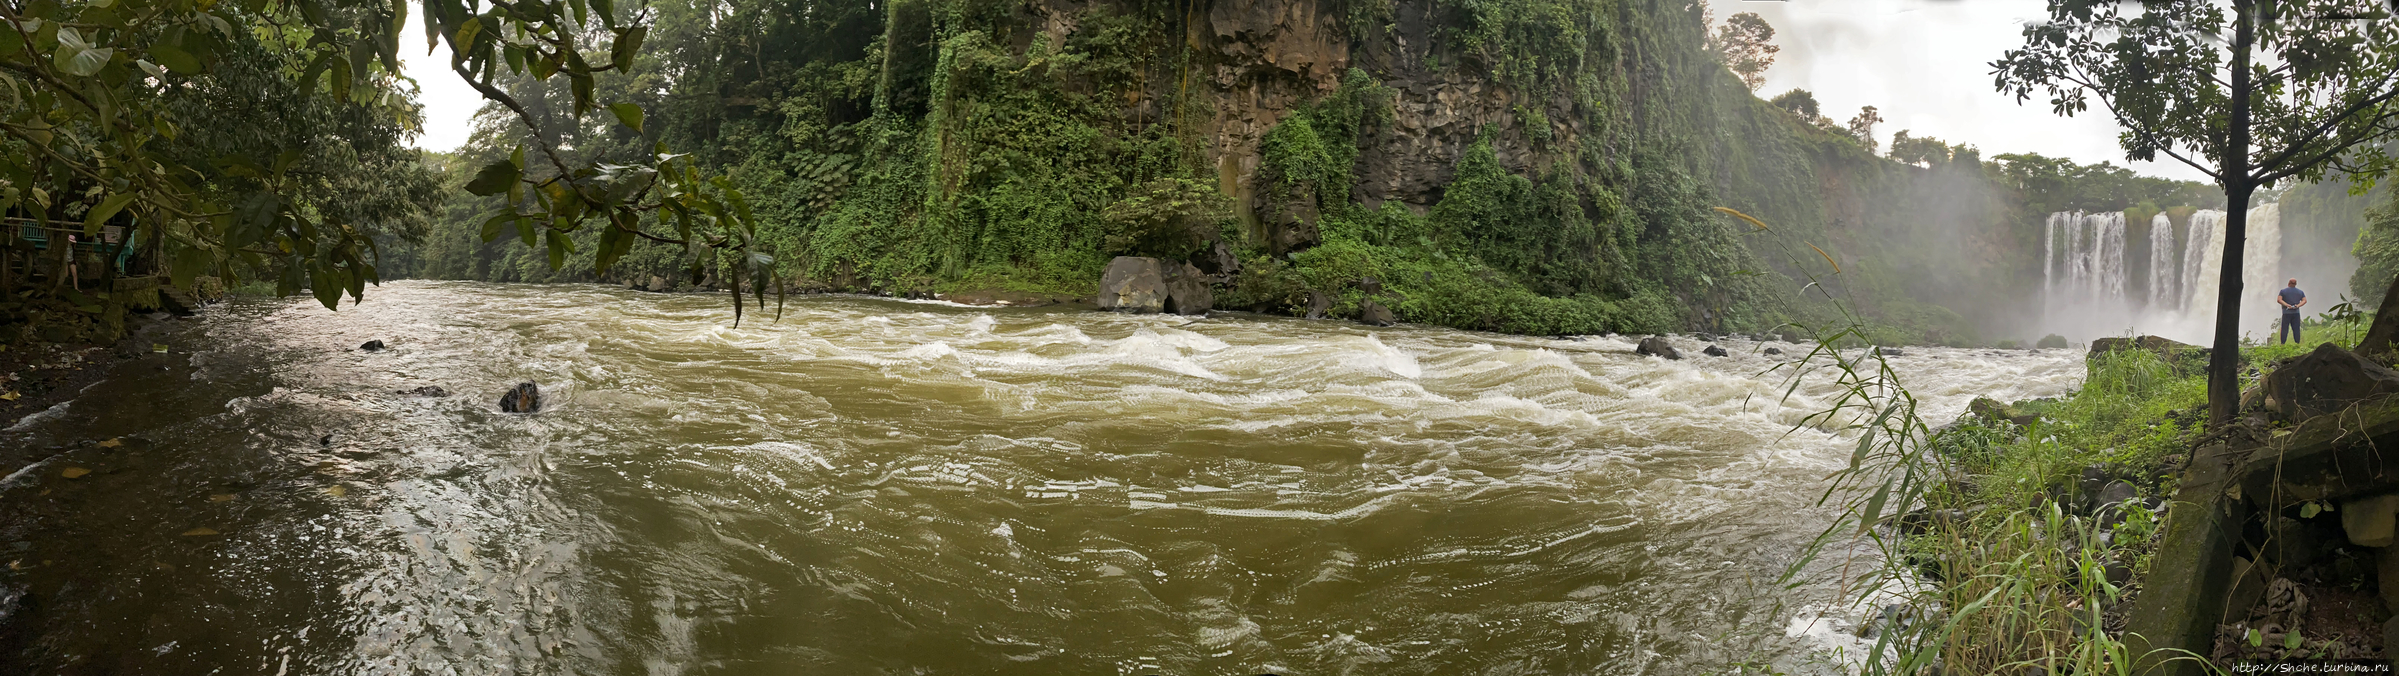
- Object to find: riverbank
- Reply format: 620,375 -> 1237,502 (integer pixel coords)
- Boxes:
1893,322 -> 2394,671
0,313 -> 200,480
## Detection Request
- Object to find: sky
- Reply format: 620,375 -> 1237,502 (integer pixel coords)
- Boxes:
398,0 -> 2216,183
1703,0 -> 2215,183
399,32 -> 482,154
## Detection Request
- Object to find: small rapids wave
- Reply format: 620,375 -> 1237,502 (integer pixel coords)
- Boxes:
0,281 -> 2083,674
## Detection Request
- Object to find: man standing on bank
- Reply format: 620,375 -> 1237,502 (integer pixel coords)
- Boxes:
2278,278 -> 2307,344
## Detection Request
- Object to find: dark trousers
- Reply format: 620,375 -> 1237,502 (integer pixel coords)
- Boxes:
2281,311 -> 2302,344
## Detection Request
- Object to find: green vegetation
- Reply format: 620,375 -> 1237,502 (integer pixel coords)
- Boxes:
374,0 -> 2220,344
1991,0 -> 2399,423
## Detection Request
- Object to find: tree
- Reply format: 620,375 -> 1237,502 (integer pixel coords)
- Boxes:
1889,130 -> 1955,167
0,0 -> 771,321
1847,106 -> 1884,153
1770,88 -> 1819,119
1995,0 -> 2399,426
1709,12 -> 1779,91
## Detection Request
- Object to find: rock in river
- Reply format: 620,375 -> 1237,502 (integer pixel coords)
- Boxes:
1636,336 -> 1682,360
1358,299 -> 1395,327
498,382 -> 542,413
1702,345 -> 1728,357
359,340 -> 385,352
1098,257 -> 1212,315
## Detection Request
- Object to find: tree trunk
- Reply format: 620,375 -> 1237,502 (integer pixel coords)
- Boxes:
2207,0 -> 2258,428
2357,271 -> 2399,358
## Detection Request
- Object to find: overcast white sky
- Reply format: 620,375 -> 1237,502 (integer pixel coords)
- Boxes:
398,0 -> 2215,183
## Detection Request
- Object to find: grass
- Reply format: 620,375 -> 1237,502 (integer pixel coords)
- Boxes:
1865,319 -> 2371,674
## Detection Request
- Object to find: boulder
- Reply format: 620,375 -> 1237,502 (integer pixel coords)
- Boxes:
1357,299 -> 1395,327
359,340 -> 385,352
1161,261 -> 1213,315
2088,335 -> 2207,363
1097,257 -> 1168,313
1702,345 -> 1728,357
1636,336 -> 1682,360
2342,493 -> 2399,548
498,382 -> 542,413
1305,291 -> 1332,320
1763,347 -> 1784,356
2265,343 -> 2399,421
1968,397 -> 2040,426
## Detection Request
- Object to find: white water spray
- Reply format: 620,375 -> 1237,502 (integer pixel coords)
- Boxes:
2040,205 -> 2285,343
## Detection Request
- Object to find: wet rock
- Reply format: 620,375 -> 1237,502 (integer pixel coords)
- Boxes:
2346,494 -> 2399,548
1357,299 -> 1395,327
1702,345 -> 1728,357
1161,261 -> 1213,316
1305,290 -> 1333,320
2264,343 -> 2399,421
1763,347 -> 1783,356
649,276 -> 668,292
319,434 -> 334,446
359,340 -> 385,352
1098,257 -> 1168,313
1635,336 -> 1682,360
498,382 -> 542,413
398,385 -> 449,397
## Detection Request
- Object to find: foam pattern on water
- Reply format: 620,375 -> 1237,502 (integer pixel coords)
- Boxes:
0,282 -> 2085,675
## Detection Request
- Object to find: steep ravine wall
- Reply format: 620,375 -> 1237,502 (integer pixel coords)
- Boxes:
398,0 -> 2058,343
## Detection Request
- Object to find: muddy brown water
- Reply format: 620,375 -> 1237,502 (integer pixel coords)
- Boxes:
0,281 -> 2082,674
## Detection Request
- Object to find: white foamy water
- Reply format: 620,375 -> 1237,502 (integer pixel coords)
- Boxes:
0,282 -> 2084,674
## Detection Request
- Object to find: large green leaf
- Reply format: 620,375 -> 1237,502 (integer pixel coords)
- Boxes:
55,43 -> 114,77
464,160 -> 519,196
148,41 -> 201,74
609,102 -> 643,134
83,191 -> 137,234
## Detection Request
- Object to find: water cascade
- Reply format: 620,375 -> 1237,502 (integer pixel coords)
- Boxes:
2040,205 -> 2283,342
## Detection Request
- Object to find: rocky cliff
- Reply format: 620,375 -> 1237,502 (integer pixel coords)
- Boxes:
401,0 -> 2054,342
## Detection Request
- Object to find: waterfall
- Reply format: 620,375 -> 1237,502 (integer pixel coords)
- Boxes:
2041,204 -> 2281,343
2182,210 -> 2220,313
2148,213 -> 2178,309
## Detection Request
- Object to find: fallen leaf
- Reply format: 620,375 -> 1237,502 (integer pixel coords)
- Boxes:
0,391 -> 17,401
97,438 -> 122,448
325,484 -> 347,497
152,344 -> 168,353
180,527 -> 219,536
60,467 -> 90,479
208,493 -> 236,502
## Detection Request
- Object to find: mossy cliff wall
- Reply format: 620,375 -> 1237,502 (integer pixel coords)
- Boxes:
410,0 -> 2046,341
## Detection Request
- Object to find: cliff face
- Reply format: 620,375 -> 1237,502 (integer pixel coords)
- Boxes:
400,0 -> 2048,342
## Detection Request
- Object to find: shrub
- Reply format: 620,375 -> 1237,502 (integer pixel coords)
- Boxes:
2037,333 -> 2070,349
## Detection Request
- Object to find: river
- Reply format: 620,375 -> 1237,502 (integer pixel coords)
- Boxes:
0,281 -> 2083,674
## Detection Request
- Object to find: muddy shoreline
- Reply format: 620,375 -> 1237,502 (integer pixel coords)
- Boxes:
0,314 -> 196,479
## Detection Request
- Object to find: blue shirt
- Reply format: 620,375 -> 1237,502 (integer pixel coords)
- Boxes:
2279,286 -> 2305,312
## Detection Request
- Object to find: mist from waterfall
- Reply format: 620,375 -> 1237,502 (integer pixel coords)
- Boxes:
2040,204 -> 2287,344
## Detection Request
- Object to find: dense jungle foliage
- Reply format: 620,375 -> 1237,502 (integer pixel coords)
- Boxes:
372,0 -> 2295,344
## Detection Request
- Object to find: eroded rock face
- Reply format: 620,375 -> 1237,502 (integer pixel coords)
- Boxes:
1098,257 -> 1168,313
1162,262 -> 1214,316
2265,343 -> 2399,421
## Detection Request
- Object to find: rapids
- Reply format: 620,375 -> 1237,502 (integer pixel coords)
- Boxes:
0,281 -> 2083,674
